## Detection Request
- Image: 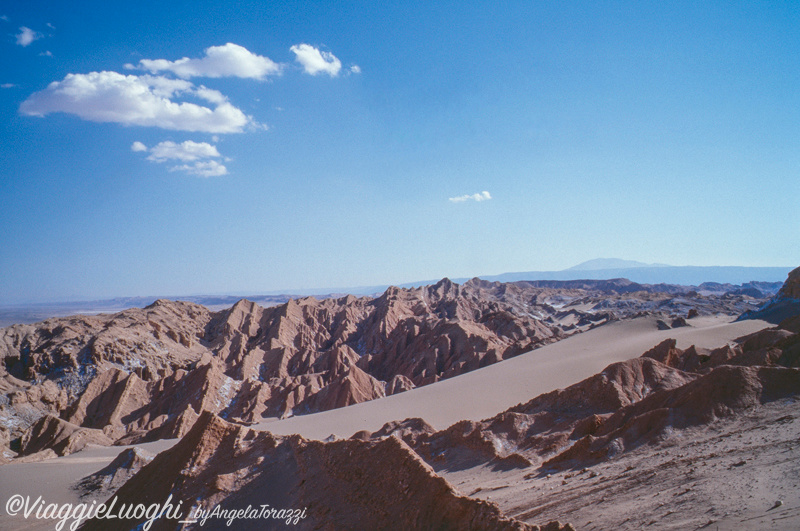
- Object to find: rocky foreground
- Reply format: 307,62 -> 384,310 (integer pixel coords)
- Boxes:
0,277 -> 772,459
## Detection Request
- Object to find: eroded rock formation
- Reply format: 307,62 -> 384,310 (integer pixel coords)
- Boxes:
0,277 -> 778,457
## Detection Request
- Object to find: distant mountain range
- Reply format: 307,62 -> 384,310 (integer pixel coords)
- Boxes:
0,259 -> 794,327
565,258 -> 673,271
398,260 -> 793,292
471,264 -> 793,287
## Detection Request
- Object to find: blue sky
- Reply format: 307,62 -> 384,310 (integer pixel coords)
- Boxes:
1,1 -> 798,303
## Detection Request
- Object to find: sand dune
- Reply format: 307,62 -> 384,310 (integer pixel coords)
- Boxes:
253,315 -> 769,439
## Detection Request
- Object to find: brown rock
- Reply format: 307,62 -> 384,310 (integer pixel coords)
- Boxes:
20,415 -> 113,456
13,448 -> 57,463
386,374 -> 416,395
778,266 -> 800,300
671,316 -> 689,328
81,411 -> 542,531
74,447 -> 154,498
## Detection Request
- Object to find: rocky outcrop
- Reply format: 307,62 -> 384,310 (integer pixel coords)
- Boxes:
20,414 -> 113,456
0,376 -> 68,452
0,300 -> 211,383
81,411 -> 569,531
779,266 -> 800,299
545,364 -> 800,467
740,266 -> 800,324
643,327 -> 799,374
74,447 -> 154,498
386,373 -> 416,395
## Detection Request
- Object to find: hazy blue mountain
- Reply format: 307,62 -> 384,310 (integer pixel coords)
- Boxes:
567,258 -> 672,271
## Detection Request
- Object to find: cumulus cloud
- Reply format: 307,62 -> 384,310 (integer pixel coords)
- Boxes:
132,140 -> 228,177
128,43 -> 281,80
350,65 -> 361,74
290,44 -> 342,77
20,71 -> 252,133
449,191 -> 492,203
16,26 -> 41,47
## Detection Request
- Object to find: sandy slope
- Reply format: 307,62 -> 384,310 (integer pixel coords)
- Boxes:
0,315 -> 769,530
253,316 -> 769,439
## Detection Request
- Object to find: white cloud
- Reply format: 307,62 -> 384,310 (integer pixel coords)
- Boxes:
449,191 -> 492,203
46,22 -> 55,29
350,65 -> 361,74
146,140 -> 221,162
290,44 -> 342,77
39,50 -> 53,57
1,83 -> 15,89
16,26 -> 41,47
193,85 -> 228,105
20,71 -> 252,133
1,15 -> 9,22
130,43 -> 281,80
132,140 -> 228,177
170,160 -> 228,177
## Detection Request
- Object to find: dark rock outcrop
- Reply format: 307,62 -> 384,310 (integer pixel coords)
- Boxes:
740,266 -> 800,324
74,447 -> 154,498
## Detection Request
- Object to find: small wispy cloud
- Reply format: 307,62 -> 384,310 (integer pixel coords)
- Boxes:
1,15 -> 9,22
146,140 -> 221,162
449,191 -> 492,203
1,83 -> 15,89
350,65 -> 361,74
16,26 -> 42,47
39,50 -> 53,57
127,43 -> 281,80
290,44 -> 342,77
170,160 -> 228,177
132,140 -> 228,177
